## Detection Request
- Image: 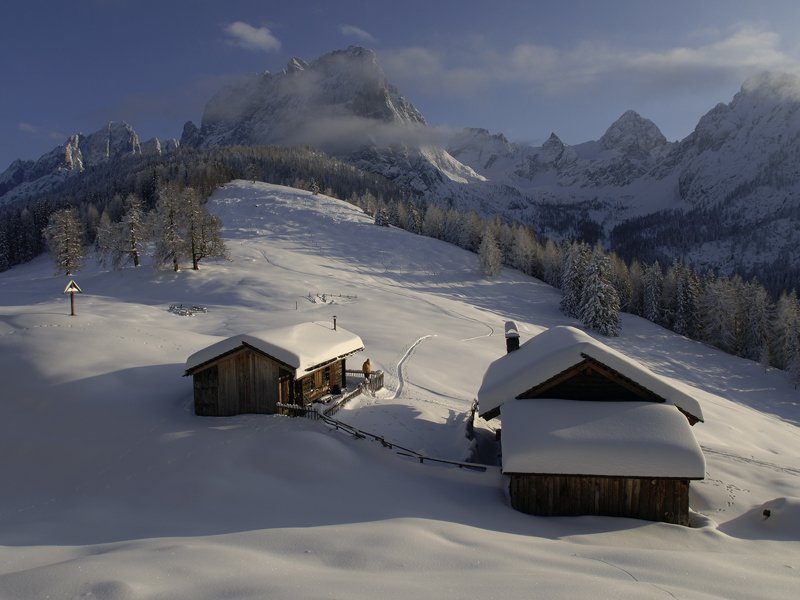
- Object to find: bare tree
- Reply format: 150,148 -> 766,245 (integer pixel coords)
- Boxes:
43,207 -> 86,276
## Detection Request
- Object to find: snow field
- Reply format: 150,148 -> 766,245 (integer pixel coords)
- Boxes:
0,181 -> 797,599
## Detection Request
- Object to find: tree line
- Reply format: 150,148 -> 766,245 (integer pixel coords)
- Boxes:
43,182 -> 227,274
2,142 -> 798,384
361,194 -> 800,385
0,144 -> 404,273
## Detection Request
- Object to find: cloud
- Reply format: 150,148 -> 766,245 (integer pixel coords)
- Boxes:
339,24 -> 375,43
223,21 -> 281,53
18,122 -> 65,141
381,25 -> 800,97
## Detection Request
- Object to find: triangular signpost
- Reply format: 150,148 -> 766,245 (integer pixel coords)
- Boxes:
63,279 -> 82,316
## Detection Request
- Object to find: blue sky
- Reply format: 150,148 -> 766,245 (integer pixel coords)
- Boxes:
3,0 -> 800,170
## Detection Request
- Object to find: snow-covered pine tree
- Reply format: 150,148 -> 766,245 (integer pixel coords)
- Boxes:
668,261 -> 700,337
42,207 -> 86,276
642,261 -> 663,324
96,194 -> 149,270
374,206 -> 390,227
478,228 -> 503,278
560,241 -> 590,318
404,203 -> 422,234
578,248 -> 621,336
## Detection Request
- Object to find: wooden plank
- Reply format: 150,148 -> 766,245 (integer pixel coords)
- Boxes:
509,474 -> 691,524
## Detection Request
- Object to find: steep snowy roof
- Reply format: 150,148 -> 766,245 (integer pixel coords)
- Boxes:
477,326 -> 704,422
185,322 -> 364,374
501,400 -> 706,478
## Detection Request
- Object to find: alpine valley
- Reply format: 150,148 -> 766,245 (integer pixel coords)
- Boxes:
3,46 -> 800,290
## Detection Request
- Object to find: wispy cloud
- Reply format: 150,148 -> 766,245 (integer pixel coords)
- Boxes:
223,21 -> 281,53
339,24 -> 375,43
18,122 -> 65,141
382,26 -> 800,97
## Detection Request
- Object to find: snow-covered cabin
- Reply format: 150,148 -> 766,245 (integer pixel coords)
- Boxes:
477,326 -> 704,424
476,326 -> 706,525
184,322 -> 364,416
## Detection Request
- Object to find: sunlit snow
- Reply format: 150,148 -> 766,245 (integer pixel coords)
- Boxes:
0,181 -> 797,599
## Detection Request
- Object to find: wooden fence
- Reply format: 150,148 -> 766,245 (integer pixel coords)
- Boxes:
345,369 -> 384,394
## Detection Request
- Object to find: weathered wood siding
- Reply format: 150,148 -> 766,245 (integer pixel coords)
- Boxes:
193,365 -> 219,416
508,474 -> 690,525
192,347 -> 283,416
298,362 -> 343,404
192,350 -> 350,415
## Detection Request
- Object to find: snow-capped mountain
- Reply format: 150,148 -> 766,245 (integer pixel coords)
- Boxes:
181,46 -> 486,193
3,46 -> 800,286
0,122 -> 177,198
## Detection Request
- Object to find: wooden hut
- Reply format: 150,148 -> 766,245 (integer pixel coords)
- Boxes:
476,326 -> 706,525
184,322 -> 364,416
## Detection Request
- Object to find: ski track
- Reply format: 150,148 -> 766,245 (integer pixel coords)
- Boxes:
392,335 -> 435,400
701,445 -> 800,477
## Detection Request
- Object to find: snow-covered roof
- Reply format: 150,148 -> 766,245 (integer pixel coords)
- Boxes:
500,399 -> 706,478
185,322 -> 364,374
477,326 -> 704,422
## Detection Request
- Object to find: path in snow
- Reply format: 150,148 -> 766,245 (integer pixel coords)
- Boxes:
391,335 -> 435,399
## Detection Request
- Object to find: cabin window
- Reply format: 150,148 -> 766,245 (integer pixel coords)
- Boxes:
323,366 -> 331,387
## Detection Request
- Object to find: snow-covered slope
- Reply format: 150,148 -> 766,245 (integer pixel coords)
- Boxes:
4,47 -> 800,282
0,181 -> 797,599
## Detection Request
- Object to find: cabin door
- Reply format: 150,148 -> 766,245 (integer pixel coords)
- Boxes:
278,370 -> 292,406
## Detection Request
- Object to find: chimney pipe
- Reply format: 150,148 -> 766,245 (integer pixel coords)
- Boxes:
505,320 -> 520,353
333,315 -> 337,331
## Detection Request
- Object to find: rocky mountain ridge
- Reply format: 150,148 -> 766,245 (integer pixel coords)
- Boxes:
0,122 -> 177,198
3,48 -> 800,284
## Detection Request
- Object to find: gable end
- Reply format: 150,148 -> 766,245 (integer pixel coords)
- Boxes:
516,354 -> 667,403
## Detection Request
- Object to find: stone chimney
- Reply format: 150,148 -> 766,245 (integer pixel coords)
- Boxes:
505,321 -> 520,353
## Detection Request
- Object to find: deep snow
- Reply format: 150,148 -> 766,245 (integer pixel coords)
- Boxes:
0,181 -> 797,599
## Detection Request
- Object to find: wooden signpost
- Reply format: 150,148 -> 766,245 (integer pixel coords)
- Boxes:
63,279 -> 82,316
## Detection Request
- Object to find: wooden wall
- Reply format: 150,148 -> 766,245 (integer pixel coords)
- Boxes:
192,347 -> 282,416
508,473 -> 690,525
193,348 -> 347,415
298,362 -> 343,404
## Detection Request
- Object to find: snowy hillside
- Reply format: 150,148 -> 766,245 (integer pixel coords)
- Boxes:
0,181 -> 798,599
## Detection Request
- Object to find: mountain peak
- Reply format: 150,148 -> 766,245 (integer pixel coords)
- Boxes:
739,70 -> 800,101
600,110 -> 667,155
195,46 -> 425,150
285,57 -> 308,73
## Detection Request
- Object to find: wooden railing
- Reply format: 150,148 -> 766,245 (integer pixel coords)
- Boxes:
345,369 -> 384,394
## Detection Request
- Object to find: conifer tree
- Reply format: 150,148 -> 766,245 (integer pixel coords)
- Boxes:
578,248 -> 621,336
96,194 -> 149,269
560,242 -> 590,318
642,261 -> 664,324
